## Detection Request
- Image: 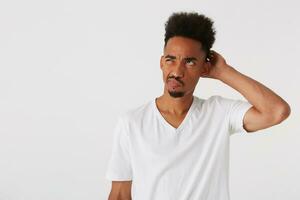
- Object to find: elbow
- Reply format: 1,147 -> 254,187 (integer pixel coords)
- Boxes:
273,103 -> 291,124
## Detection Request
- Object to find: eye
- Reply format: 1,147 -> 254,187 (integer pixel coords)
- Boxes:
165,59 -> 174,64
186,60 -> 196,67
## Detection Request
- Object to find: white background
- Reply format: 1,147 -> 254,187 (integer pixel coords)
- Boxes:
0,0 -> 299,199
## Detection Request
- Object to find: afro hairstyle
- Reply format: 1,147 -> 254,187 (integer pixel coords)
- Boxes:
164,11 -> 216,59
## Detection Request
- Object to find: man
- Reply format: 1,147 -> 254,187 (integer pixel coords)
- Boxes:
105,12 -> 291,200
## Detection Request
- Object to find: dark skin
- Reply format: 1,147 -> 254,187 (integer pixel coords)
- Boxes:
108,181 -> 132,200
156,36 -> 290,130
108,36 -> 209,199
107,36 -> 291,200
156,36 -> 211,128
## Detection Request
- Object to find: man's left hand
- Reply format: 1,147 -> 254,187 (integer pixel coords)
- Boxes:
201,50 -> 232,80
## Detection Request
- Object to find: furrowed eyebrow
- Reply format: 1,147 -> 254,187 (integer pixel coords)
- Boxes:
164,55 -> 198,61
185,57 -> 198,61
164,55 -> 176,59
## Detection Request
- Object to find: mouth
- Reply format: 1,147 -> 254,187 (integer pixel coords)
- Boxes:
167,79 -> 182,88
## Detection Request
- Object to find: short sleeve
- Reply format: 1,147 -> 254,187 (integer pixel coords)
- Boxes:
105,116 -> 133,181
228,99 -> 253,135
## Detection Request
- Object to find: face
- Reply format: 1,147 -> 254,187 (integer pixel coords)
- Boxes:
160,36 -> 208,98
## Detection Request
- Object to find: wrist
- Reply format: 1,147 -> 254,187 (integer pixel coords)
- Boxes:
218,65 -> 236,81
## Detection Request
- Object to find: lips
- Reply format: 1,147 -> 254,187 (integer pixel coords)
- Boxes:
168,79 -> 182,88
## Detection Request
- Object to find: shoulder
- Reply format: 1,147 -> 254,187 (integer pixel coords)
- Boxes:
200,95 -> 231,107
205,95 -> 238,107
197,95 -> 240,115
119,100 -> 153,124
207,95 -> 231,103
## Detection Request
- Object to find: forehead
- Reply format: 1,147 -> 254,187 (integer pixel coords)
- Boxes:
164,36 -> 205,57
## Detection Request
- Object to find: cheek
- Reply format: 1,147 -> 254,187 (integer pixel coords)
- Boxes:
187,74 -> 201,85
161,69 -> 170,81
161,71 -> 168,83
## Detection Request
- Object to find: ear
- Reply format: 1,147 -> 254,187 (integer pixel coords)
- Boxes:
160,55 -> 164,70
200,62 -> 210,77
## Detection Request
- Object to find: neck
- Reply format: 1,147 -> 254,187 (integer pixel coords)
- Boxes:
155,92 -> 194,115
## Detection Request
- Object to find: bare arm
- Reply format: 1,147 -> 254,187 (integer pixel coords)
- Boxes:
219,65 -> 291,132
202,50 -> 291,133
108,181 -> 132,200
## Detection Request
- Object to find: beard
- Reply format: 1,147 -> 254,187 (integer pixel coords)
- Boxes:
166,76 -> 185,98
168,90 -> 185,98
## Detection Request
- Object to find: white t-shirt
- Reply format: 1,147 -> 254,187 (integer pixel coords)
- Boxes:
105,95 -> 253,200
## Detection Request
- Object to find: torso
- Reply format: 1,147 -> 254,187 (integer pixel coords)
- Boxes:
124,95 -> 233,199
155,97 -> 190,129
158,111 -> 187,129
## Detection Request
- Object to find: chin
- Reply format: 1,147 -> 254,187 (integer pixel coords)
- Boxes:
168,90 -> 185,98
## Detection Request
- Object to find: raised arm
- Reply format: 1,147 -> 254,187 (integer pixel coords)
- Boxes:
202,50 -> 291,133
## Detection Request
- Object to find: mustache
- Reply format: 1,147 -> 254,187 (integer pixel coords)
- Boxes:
167,76 -> 184,86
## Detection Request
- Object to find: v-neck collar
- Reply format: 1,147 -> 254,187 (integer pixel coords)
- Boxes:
153,96 -> 197,133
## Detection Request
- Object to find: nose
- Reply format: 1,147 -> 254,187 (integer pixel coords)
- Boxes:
171,60 -> 185,78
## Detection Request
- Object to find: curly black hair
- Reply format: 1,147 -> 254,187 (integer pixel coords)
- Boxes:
164,11 -> 216,58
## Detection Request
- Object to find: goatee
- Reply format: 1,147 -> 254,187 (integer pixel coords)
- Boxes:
168,90 -> 185,98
